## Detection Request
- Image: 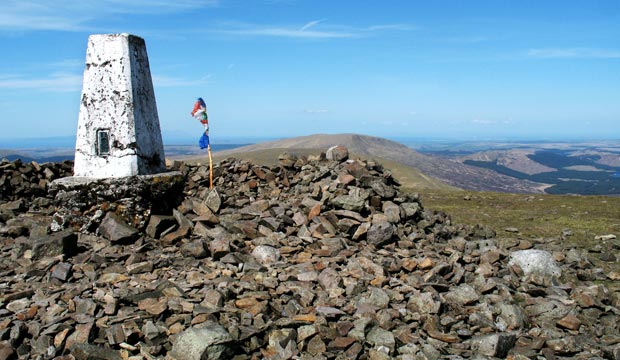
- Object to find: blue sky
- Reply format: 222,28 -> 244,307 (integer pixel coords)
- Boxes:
0,0 -> 619,144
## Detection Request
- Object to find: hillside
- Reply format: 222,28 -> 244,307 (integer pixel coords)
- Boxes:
209,133 -> 549,193
459,147 -> 620,195
459,150 -> 555,175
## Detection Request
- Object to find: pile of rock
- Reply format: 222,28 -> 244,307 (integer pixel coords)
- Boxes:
1,147 -> 619,359
0,158 -> 72,203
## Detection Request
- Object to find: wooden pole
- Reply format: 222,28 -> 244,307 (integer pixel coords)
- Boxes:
208,144 -> 213,189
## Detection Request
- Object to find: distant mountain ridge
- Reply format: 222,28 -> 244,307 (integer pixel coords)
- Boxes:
215,133 -> 549,193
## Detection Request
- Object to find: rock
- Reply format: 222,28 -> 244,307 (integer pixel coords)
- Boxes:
181,240 -> 208,258
204,188 -> 222,213
208,237 -> 230,259
51,262 -> 72,281
170,324 -> 234,360
331,194 -> 366,212
443,284 -> 479,306
145,214 -> 176,238
408,292 -> 441,314
495,303 -> 528,330
71,343 -> 123,360
0,150 -> 616,359
22,229 -> 78,260
326,145 -> 349,162
595,234 -> 617,241
0,341 -> 14,360
278,152 -> 297,168
98,212 -> 139,243
508,249 -> 561,279
251,245 -> 280,265
358,287 -> 390,309
366,221 -> 395,247
366,327 -> 395,353
470,333 -> 517,358
557,314 -> 582,330
127,261 -> 154,274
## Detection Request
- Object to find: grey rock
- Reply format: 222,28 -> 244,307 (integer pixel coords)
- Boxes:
98,212 -> 139,243
495,303 -> 528,330
208,237 -> 231,259
358,287 -> 390,309
171,324 -> 234,360
71,343 -> 123,360
181,240 -> 208,258
251,245 -> 281,265
407,292 -> 441,314
331,194 -> 366,212
366,326 -> 395,353
326,145 -> 349,162
367,221 -> 395,247
470,333 -> 517,358
27,229 -> 78,260
145,214 -> 176,238
51,261 -> 72,281
443,284 -> 480,306
204,188 -> 222,213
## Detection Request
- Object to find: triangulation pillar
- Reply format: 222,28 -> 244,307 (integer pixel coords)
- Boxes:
73,33 -> 165,178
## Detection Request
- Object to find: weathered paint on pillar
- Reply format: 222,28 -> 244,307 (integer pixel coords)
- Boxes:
74,33 -> 165,178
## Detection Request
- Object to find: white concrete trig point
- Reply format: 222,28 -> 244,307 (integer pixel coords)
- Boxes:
73,33 -> 165,178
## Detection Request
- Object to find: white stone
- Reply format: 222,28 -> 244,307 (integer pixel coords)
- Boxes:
251,245 -> 281,265
74,33 -> 165,178
508,249 -> 561,278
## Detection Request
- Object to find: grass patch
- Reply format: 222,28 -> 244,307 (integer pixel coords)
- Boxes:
416,189 -> 620,244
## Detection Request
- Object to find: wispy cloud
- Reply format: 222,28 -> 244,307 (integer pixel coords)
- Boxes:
527,47 -> 620,59
300,19 -> 325,32
0,0 -> 219,32
215,22 -> 354,39
0,72 -> 82,92
211,20 -> 414,39
303,109 -> 329,114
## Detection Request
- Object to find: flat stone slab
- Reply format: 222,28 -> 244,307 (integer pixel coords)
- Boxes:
50,171 -> 182,188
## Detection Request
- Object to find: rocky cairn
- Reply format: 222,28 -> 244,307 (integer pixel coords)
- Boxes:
1,147 -> 619,359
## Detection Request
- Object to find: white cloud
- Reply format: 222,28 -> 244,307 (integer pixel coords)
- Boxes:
212,20 -> 414,39
0,0 -> 219,31
300,19 -> 325,32
0,72 -> 82,92
0,68 -> 206,92
527,47 -> 620,59
217,25 -> 353,39
303,109 -> 329,114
